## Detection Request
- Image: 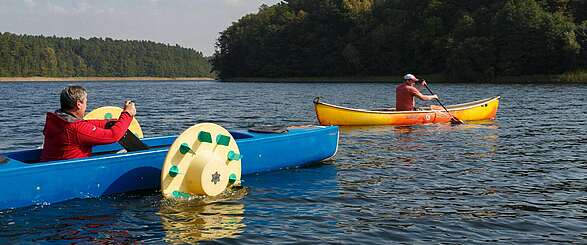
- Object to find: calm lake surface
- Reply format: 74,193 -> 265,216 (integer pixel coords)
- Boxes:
0,80 -> 586,244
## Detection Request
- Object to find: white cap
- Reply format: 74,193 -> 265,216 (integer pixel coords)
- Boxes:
403,74 -> 418,81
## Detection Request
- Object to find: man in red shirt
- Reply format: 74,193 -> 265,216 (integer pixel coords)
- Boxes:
395,74 -> 439,111
40,85 -> 137,162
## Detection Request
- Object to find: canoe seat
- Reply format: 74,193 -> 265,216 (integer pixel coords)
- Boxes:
0,155 -> 7,164
248,126 -> 288,134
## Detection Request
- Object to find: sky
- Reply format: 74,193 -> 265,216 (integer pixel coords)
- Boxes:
0,0 -> 281,56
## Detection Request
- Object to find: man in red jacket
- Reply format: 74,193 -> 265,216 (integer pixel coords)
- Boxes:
40,85 -> 137,162
395,74 -> 439,111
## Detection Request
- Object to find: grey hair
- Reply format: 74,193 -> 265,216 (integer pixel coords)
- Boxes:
60,85 -> 87,110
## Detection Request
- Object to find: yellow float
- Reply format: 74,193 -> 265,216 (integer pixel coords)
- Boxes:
84,106 -> 144,138
161,123 -> 242,199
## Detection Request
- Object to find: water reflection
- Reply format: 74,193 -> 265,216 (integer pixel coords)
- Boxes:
33,214 -> 134,244
339,125 -> 396,134
159,187 -> 247,243
338,121 -> 498,133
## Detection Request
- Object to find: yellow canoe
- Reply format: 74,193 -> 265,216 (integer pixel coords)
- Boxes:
313,96 -> 500,126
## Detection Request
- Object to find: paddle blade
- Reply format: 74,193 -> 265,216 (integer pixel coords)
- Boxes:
450,117 -> 464,125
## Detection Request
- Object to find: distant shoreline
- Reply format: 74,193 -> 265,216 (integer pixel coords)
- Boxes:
0,77 -> 215,82
2,73 -> 585,83
222,72 -> 587,83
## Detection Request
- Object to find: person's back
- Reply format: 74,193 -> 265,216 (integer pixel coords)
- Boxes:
395,74 -> 438,111
41,110 -> 90,161
40,86 -> 136,162
395,83 -> 419,111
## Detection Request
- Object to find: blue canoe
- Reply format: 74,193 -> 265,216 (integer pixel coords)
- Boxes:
0,126 -> 339,210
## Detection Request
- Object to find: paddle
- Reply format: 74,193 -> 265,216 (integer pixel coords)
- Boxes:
105,121 -> 149,151
420,82 -> 464,125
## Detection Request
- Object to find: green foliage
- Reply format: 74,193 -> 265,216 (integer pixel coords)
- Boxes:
447,36 -> 496,81
212,0 -> 587,81
493,0 -> 579,75
0,33 -> 212,78
576,21 -> 587,67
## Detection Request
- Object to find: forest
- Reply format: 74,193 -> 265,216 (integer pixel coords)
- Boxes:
0,32 -> 212,77
212,0 -> 587,81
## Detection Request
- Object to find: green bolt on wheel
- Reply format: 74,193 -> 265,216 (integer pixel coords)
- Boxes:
228,173 -> 238,185
169,165 -> 179,177
216,134 -> 231,146
179,143 -> 191,154
198,131 -> 213,143
227,150 -> 241,161
172,190 -> 192,199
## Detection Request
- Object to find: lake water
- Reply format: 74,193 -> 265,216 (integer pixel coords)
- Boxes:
0,80 -> 586,244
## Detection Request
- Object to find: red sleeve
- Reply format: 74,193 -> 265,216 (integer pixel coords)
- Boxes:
74,112 -> 133,146
85,119 -> 109,128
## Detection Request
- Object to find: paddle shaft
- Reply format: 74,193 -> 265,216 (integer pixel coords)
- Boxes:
422,84 -> 463,124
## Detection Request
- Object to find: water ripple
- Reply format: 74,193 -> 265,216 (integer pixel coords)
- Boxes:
0,81 -> 586,243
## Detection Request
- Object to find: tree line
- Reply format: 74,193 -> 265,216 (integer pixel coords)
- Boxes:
0,32 -> 213,77
212,0 -> 587,81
